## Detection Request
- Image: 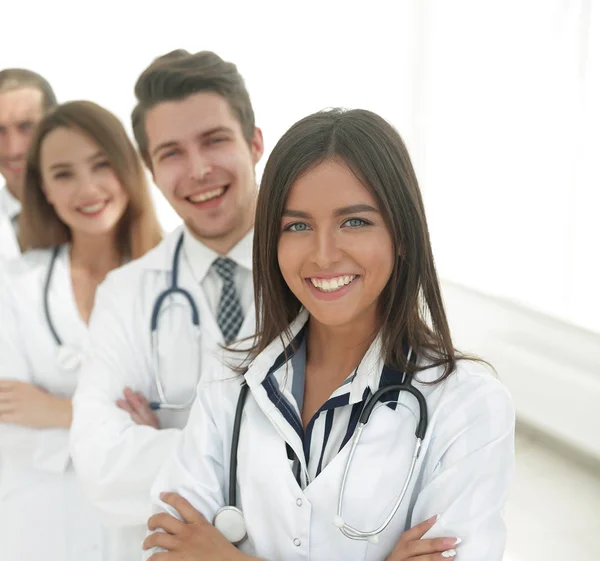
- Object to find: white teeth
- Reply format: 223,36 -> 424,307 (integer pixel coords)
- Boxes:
79,202 -> 106,214
188,186 -> 226,203
310,275 -> 356,292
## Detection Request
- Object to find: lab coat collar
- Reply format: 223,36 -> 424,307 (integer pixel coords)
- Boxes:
140,225 -> 185,272
243,309 -> 310,390
0,185 -> 21,219
244,310 -> 399,405
242,311 -> 412,478
182,225 -> 253,284
242,310 -> 412,482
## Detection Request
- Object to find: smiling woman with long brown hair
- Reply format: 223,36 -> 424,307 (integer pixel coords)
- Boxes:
0,100 -> 162,561
144,108 -> 515,561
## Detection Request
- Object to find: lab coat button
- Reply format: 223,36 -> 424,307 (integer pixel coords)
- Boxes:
296,498 -> 303,506
293,538 -> 301,546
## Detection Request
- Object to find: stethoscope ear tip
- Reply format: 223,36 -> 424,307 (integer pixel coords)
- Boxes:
367,534 -> 380,544
332,515 -> 344,528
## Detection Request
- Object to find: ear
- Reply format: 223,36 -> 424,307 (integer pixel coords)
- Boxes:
250,127 -> 264,165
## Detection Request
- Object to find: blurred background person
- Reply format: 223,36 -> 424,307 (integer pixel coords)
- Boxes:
0,100 -> 162,561
0,68 -> 57,259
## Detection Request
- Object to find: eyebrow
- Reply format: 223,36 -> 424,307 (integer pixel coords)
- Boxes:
282,204 -> 379,219
200,126 -> 234,138
0,119 -> 34,130
151,141 -> 178,158
49,151 -> 104,170
150,126 -> 235,158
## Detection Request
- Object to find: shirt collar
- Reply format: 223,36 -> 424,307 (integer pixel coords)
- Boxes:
0,186 -> 21,219
245,309 -> 393,405
182,225 -> 253,284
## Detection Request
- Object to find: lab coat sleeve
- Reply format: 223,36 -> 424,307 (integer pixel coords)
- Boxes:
143,375 -> 229,560
69,276 -> 181,527
0,270 -> 70,474
410,373 -> 516,561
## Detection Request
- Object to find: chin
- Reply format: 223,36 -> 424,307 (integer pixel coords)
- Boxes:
305,307 -> 358,329
72,216 -> 120,236
188,217 -> 238,240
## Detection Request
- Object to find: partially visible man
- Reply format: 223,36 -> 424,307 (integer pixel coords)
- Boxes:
0,68 -> 57,258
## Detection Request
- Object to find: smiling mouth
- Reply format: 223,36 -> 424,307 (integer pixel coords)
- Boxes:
78,201 -> 108,215
4,162 -> 24,172
309,275 -> 357,292
187,185 -> 228,204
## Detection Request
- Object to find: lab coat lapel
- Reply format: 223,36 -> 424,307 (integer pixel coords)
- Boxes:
243,311 -> 310,478
303,390 -> 421,545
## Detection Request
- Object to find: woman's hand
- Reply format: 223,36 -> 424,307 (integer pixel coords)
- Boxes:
386,515 -> 461,560
143,492 -> 251,561
0,380 -> 72,428
116,387 -> 159,428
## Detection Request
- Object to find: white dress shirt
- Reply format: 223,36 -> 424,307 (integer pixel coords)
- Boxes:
182,225 -> 253,319
0,185 -> 21,259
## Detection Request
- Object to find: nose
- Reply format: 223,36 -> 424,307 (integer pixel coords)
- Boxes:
310,228 -> 343,270
188,148 -> 212,182
75,168 -> 103,197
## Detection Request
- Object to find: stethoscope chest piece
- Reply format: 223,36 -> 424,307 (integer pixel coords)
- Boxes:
56,345 -> 82,372
213,506 -> 247,545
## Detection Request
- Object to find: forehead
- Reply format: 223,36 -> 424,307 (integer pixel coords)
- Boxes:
0,87 -> 44,125
145,91 -> 242,150
286,159 -> 377,208
40,127 -> 100,167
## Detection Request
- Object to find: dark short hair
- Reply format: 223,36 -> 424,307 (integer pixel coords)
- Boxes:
131,49 -> 255,166
0,68 -> 57,111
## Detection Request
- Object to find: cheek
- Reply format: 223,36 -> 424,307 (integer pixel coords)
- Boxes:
107,173 -> 127,198
218,147 -> 250,180
370,245 -> 395,289
277,238 -> 300,285
43,183 -> 67,207
154,164 -> 182,199
47,191 -> 74,219
356,236 -> 395,284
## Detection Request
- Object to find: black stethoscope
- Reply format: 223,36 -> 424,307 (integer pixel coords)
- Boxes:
43,246 -> 83,372
148,233 -> 201,411
212,347 -> 428,545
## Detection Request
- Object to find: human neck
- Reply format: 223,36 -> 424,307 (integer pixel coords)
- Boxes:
5,181 -> 21,202
69,230 -> 122,278
306,312 -> 380,383
187,215 -> 254,256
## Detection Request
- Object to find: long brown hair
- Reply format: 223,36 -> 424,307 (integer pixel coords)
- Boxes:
19,100 -> 162,259
251,108 -> 468,382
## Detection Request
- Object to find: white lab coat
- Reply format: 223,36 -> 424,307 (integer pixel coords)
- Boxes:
70,226 -> 256,561
148,309 -> 515,561
0,247 -> 105,561
0,186 -> 21,260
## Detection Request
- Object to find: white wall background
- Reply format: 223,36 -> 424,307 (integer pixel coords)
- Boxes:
2,0 -> 599,338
